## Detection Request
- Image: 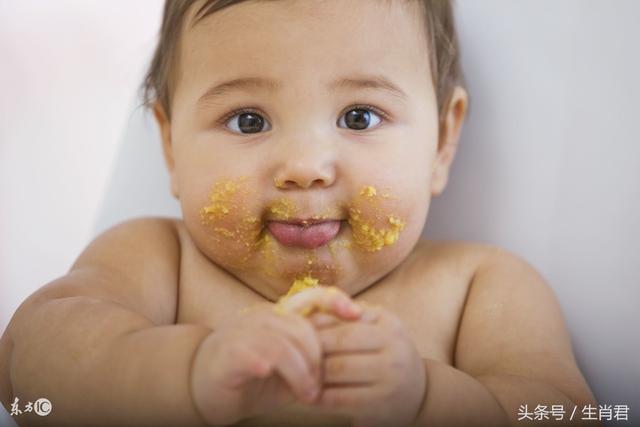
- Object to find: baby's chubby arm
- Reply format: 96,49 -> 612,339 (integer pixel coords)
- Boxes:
2,218 -> 211,426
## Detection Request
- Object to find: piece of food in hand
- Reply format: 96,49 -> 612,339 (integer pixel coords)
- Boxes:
275,275 -> 360,319
274,275 -> 320,316
286,275 -> 320,297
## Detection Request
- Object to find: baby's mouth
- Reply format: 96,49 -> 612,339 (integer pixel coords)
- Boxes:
266,219 -> 343,249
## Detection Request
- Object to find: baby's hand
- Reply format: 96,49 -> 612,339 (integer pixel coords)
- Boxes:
308,303 -> 427,427
275,285 -> 364,319
189,287 -> 362,426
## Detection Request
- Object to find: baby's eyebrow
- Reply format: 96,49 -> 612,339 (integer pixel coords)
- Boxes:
333,75 -> 407,100
196,74 -> 408,106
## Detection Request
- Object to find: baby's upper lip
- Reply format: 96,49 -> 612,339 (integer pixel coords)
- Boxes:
269,217 -> 342,226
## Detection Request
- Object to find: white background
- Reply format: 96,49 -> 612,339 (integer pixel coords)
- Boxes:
1,0 -> 638,422
0,0 -> 163,332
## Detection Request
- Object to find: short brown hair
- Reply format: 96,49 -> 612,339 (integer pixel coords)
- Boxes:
141,0 -> 464,121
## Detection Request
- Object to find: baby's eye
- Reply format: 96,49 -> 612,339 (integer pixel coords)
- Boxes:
337,107 -> 384,131
225,110 -> 272,134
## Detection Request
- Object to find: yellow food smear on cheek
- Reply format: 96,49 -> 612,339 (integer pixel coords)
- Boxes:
199,177 -> 262,266
256,233 -> 285,278
360,185 -> 377,198
348,185 -> 406,252
200,178 -> 246,227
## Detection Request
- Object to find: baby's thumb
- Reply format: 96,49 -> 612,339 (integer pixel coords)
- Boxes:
275,286 -> 362,320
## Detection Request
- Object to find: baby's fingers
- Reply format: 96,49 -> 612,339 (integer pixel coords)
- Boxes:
256,333 -> 320,403
221,341 -> 274,389
308,305 -> 380,329
276,286 -> 362,320
318,321 -> 385,354
262,311 -> 322,379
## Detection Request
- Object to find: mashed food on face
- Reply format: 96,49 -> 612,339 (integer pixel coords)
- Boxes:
201,178 -> 245,222
269,198 -> 298,220
360,185 -> 377,198
201,179 -> 405,291
199,177 -> 266,267
200,177 -> 259,243
349,185 -> 406,252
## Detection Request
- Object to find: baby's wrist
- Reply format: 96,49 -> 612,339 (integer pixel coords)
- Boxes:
188,330 -> 218,427
409,358 -> 430,425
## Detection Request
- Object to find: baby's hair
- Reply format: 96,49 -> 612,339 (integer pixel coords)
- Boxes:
141,0 -> 464,123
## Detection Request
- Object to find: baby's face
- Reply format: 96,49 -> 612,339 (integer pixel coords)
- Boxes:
159,0 -> 449,299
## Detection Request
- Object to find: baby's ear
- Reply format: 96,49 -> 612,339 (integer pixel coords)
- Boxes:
431,86 -> 468,197
153,102 -> 180,199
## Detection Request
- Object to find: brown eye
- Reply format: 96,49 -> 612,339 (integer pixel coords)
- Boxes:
226,111 -> 271,134
338,108 -> 382,130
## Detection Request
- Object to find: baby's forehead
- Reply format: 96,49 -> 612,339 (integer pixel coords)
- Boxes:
178,0 -> 432,86
182,0 -> 428,50
187,0 -> 425,27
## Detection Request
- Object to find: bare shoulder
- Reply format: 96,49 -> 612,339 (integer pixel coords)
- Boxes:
388,239 -> 498,304
452,243 -> 597,405
16,217 -> 182,327
0,217 -> 184,406
410,238 -> 495,261
403,238 -> 495,277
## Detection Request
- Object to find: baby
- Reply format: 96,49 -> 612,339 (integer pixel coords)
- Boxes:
0,0 -> 598,426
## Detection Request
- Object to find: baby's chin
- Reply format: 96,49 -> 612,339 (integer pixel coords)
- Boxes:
240,231 -> 352,291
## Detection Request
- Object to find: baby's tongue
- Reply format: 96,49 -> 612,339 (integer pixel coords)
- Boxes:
267,220 -> 341,249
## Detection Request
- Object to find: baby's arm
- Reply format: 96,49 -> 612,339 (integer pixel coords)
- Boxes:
413,246 -> 599,427
3,218 -> 210,426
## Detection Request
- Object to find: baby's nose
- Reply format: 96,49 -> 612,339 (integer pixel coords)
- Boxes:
272,140 -> 337,190
274,164 -> 334,189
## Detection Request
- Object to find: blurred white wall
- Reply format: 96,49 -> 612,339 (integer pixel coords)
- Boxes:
425,1 -> 640,414
0,1 -> 164,332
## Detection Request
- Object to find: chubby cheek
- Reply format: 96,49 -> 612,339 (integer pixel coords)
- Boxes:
196,177 -> 265,269
193,177 -> 310,273
340,183 -> 428,275
347,185 -> 408,253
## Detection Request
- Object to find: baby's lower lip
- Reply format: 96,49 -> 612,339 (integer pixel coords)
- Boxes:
267,220 -> 342,249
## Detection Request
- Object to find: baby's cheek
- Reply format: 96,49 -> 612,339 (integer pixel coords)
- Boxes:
346,185 -> 408,253
199,177 -> 263,268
